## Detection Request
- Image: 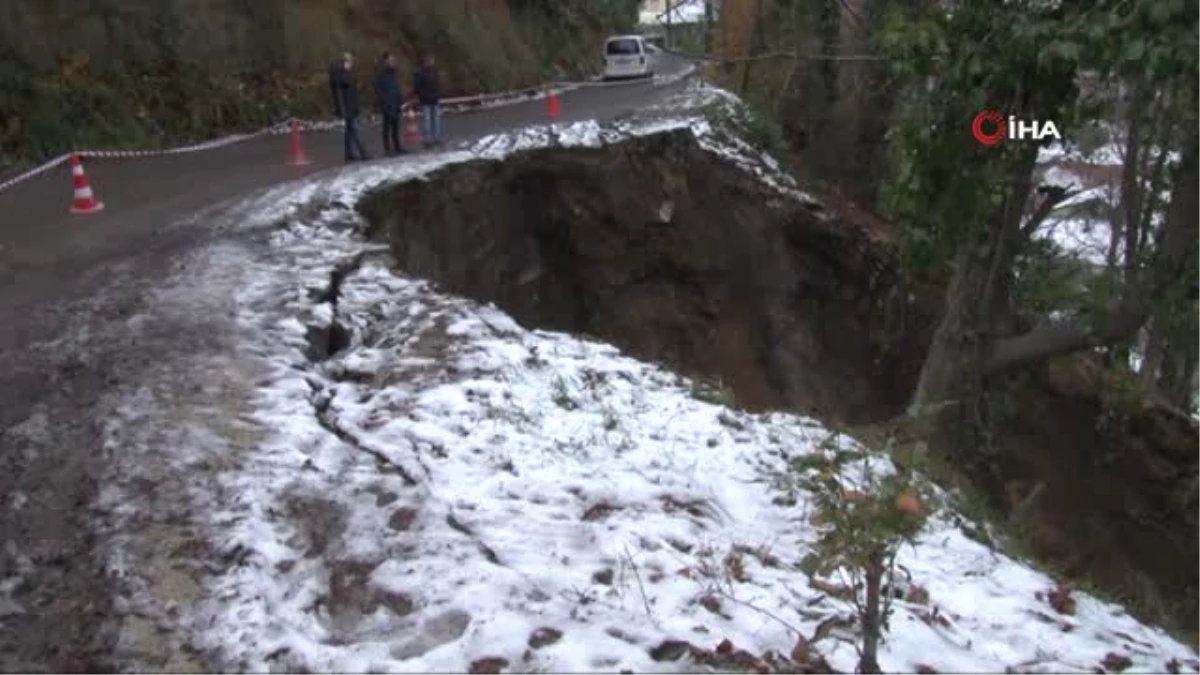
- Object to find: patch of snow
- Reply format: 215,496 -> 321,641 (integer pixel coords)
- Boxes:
464,85 -> 820,207
99,97 -> 1197,675
1,540 -> 34,620
640,0 -> 708,25
195,236 -> 1197,672
223,152 -> 475,233
1039,139 -> 1181,169
1041,217 -> 1112,266
0,576 -> 24,618
1041,165 -> 1083,190
1038,141 -> 1122,166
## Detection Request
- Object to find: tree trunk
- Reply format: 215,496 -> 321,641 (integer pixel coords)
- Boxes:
1139,317 -> 1167,390
913,146 -> 1039,460
1160,334 -> 1199,411
856,550 -> 885,674
736,0 -> 766,95
665,0 -> 673,49
704,0 -> 714,54
1172,351 -> 1198,412
911,239 -> 999,461
1119,79 -> 1147,288
1136,88 -> 1172,254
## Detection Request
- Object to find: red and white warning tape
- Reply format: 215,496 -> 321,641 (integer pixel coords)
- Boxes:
0,123 -> 289,194
0,154 -> 72,193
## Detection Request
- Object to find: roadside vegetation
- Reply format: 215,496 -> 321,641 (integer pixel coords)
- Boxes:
685,0 -> 1198,637
0,0 -> 640,168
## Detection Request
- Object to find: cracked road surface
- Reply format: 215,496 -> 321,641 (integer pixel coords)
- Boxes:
0,59 -> 693,671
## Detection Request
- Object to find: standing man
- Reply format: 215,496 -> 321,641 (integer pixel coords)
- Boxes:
374,52 -> 404,155
330,52 -> 369,162
328,58 -> 343,118
412,53 -> 442,148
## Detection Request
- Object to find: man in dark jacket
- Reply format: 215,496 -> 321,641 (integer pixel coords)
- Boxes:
330,52 -> 368,162
328,60 -> 343,118
374,52 -> 404,155
412,53 -> 442,147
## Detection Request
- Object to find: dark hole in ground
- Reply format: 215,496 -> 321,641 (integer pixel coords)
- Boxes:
356,128 -> 1197,634
305,320 -> 351,361
359,129 -> 934,425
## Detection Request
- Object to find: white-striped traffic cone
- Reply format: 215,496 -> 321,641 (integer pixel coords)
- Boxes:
68,154 -> 104,215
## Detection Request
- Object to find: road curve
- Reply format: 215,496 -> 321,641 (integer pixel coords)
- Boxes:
0,55 -> 694,672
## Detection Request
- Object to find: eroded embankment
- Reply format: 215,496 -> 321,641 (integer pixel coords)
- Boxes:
358,129 -> 936,426
356,127 -> 1198,634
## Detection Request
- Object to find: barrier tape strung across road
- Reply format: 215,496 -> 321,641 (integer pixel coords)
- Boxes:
0,65 -> 698,196
0,82 -> 578,195
0,155 -> 72,193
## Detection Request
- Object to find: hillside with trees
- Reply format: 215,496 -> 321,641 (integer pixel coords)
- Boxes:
694,0 -> 1197,635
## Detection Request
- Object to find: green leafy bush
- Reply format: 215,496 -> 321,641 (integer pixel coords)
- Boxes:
797,436 -> 935,674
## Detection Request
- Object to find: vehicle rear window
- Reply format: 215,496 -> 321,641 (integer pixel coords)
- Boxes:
606,39 -> 641,56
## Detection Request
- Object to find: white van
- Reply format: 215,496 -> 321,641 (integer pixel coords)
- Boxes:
602,35 -> 655,81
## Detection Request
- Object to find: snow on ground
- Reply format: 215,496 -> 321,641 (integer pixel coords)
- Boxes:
1032,145 -> 1113,266
1035,134 -> 1178,266
468,81 -> 820,209
101,98 -> 1198,673
207,212 -> 1196,673
1038,137 -> 1182,168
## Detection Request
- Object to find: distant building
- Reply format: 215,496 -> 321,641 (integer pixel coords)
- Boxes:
638,0 -> 714,26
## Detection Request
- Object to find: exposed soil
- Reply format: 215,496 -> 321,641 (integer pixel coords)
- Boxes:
360,129 -> 938,425
359,128 -> 1198,634
998,359 -> 1199,631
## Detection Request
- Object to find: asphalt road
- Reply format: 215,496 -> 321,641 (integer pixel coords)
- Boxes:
0,56 -> 694,671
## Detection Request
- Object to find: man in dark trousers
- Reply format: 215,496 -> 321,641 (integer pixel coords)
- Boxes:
412,53 -> 442,147
330,52 -> 368,162
374,52 -> 404,155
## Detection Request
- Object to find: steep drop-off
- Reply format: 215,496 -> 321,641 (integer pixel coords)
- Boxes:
358,128 -> 1198,635
360,129 -> 936,424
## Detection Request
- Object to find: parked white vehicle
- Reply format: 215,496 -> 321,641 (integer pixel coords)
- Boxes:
602,35 -> 655,81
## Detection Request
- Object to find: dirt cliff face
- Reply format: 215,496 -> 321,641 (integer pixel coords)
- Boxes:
359,129 -> 933,424
1001,361 -> 1199,631
359,128 -> 1198,634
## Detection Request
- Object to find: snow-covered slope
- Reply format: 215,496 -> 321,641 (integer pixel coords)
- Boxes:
98,89 -> 1198,673
1035,139 -> 1177,267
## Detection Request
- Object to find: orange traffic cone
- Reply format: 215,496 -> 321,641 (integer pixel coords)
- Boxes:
287,119 -> 310,166
404,109 -> 421,149
68,154 -> 104,215
546,90 -> 560,119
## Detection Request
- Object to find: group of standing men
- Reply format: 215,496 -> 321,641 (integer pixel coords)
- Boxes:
328,51 -> 443,162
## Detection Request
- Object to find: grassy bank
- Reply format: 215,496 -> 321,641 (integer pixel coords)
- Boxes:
0,0 -> 638,169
